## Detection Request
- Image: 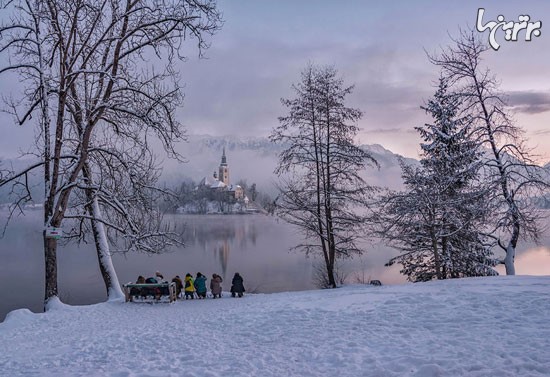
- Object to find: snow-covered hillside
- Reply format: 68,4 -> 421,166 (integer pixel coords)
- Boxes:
1,276 -> 548,377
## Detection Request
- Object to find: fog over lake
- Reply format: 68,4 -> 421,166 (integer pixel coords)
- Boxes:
1,210 -> 549,321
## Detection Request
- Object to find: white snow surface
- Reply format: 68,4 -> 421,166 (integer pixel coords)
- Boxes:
1,276 -> 549,377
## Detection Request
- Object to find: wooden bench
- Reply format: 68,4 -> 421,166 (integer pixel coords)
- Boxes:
123,282 -> 177,303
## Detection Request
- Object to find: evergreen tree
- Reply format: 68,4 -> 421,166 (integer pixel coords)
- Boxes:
377,78 -> 497,282
429,31 -> 549,275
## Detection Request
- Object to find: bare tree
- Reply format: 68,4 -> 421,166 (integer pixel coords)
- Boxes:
0,0 -> 221,307
429,30 -> 550,275
270,64 -> 378,288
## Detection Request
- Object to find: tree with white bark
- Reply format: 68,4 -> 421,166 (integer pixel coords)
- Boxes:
0,0 -> 221,307
63,133 -> 183,300
270,64 -> 378,288
428,30 -> 550,275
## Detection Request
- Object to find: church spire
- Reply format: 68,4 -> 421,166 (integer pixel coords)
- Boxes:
221,146 -> 227,166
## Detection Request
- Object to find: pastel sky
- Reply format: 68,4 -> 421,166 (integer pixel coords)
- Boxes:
1,1 -> 549,162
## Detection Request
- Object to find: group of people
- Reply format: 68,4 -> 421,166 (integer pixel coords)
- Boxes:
131,271 -> 246,300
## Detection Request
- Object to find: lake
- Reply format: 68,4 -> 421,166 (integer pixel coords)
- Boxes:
0,211 -> 549,321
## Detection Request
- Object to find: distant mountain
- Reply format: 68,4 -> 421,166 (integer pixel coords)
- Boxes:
3,135 -> 547,205
162,134 -> 418,194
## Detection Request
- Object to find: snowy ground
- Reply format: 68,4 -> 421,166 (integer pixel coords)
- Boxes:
1,276 -> 549,377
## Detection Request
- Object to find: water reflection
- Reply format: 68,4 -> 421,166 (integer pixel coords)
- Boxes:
106,215 -> 316,296
184,215 -> 260,278
215,240 -> 230,277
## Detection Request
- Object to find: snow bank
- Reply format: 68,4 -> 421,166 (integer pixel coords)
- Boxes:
1,276 -> 549,376
2,309 -> 38,330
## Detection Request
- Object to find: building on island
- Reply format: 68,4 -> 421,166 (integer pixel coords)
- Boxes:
198,148 -> 246,201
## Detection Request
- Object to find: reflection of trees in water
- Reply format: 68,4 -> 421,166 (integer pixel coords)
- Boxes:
182,216 -> 259,276
216,240 -> 229,278
249,223 -> 257,246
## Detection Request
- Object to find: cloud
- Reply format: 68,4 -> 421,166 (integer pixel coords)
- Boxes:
533,129 -> 550,136
506,90 -> 550,114
368,128 -> 404,134
367,127 -> 417,135
2,1 -> 550,160
180,34 -> 437,139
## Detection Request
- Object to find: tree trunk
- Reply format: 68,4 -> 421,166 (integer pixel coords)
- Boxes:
504,243 -> 516,275
504,220 -> 520,275
38,6 -> 56,311
324,92 -> 337,289
43,235 -> 58,309
474,75 -> 518,275
327,246 -> 337,288
89,197 -> 125,300
82,162 -> 124,300
309,70 -> 331,289
431,232 -> 441,280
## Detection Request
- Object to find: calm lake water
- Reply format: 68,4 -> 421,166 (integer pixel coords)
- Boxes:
0,211 -> 549,321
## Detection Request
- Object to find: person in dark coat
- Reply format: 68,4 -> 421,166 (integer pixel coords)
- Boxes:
130,275 -> 146,300
172,275 -> 184,298
144,276 -> 161,300
230,272 -> 245,298
210,273 -> 223,298
145,276 -> 158,284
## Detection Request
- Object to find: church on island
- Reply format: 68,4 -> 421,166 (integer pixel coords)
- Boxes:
198,148 -> 246,202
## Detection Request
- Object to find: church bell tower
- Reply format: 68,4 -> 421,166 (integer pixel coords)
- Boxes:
219,147 -> 229,185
